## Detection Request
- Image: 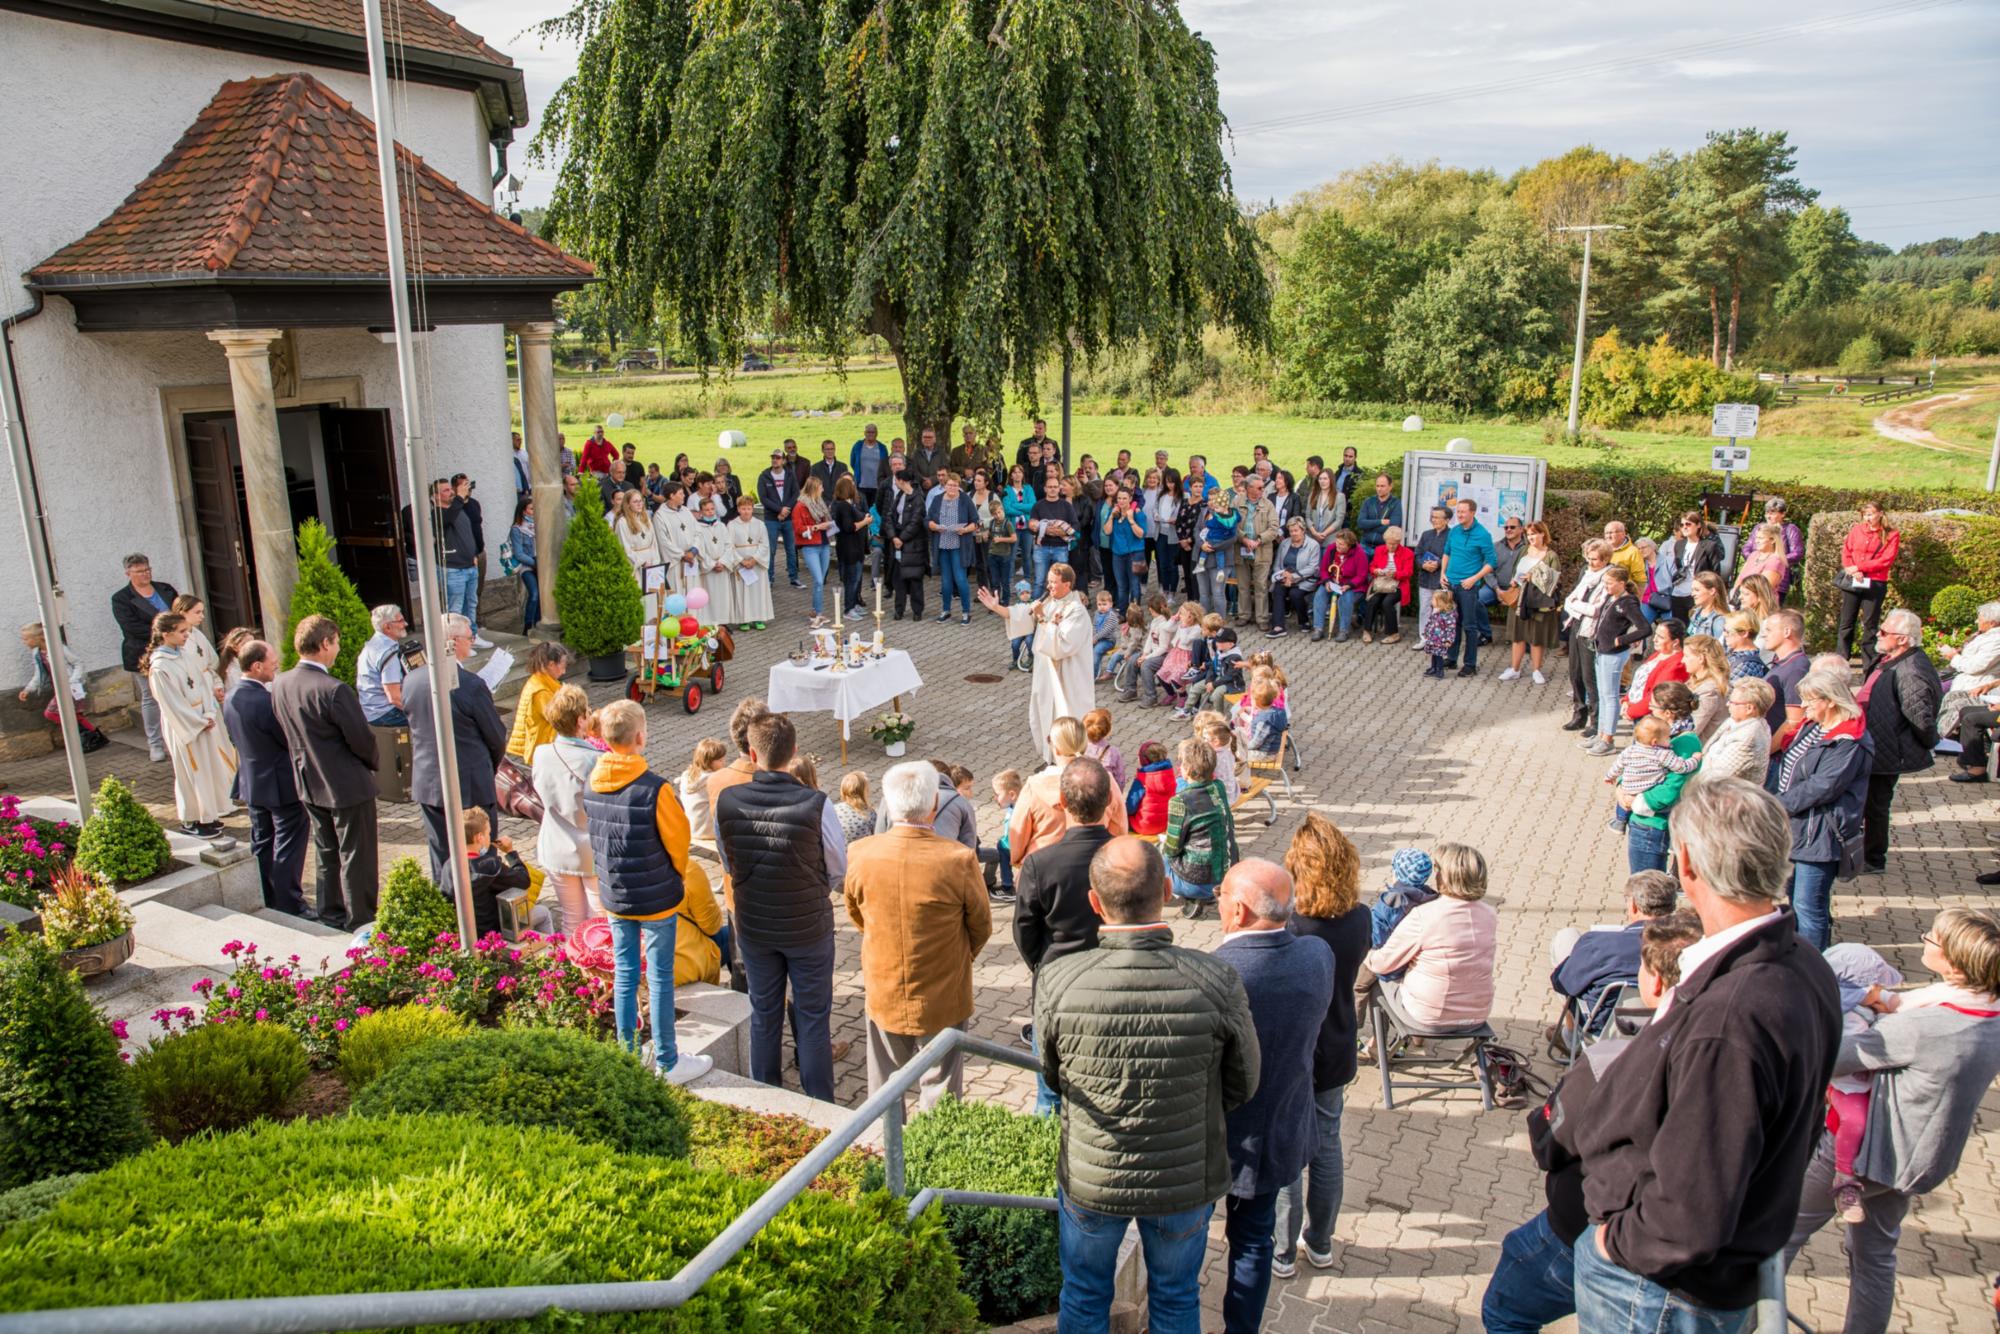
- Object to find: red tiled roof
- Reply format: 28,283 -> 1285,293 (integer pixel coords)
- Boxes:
29,73 -> 591,286
204,0 -> 514,71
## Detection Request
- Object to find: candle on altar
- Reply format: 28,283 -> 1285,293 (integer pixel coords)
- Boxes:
832,587 -> 842,627
874,579 -> 883,616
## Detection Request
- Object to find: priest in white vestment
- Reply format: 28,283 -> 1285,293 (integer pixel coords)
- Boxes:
1025,563 -> 1094,764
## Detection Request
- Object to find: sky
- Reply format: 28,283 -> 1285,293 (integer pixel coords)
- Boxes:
453,0 -> 2000,249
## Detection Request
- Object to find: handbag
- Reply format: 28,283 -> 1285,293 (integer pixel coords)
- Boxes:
1835,827 -> 1867,882
1496,583 -> 1522,608
495,754 -> 545,822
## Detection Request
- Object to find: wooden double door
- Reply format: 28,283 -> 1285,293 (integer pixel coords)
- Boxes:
182,406 -> 407,633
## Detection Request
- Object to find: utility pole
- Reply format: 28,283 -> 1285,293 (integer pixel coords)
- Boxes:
1555,224 -> 1625,440
1987,407 -> 1998,493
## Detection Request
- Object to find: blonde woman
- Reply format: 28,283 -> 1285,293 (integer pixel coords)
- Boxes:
1736,573 -> 1779,629
1723,611 -> 1768,681
143,611 -> 237,841
678,737 -> 727,840
609,488 -> 655,580
1687,572 -> 1730,641
170,594 -> 224,702
1362,842 -> 1497,1028
1733,522 -> 1791,601
529,683 -> 602,932
1682,635 -> 1732,741
1009,715 -> 1129,865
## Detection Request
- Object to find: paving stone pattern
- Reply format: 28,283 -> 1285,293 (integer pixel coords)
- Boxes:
5,574 -> 1996,1331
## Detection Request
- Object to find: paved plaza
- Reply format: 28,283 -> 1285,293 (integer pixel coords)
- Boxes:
4,575 -> 1995,1331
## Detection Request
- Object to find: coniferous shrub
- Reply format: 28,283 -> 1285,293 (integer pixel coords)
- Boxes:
553,500 -> 643,659
374,856 -> 456,949
0,1172 -> 86,1226
71,777 -> 171,887
352,1028 -> 690,1160
335,1005 -> 468,1090
0,928 -> 150,1189
130,1022 -> 309,1143
904,1096 -> 1062,1323
281,519 -> 371,682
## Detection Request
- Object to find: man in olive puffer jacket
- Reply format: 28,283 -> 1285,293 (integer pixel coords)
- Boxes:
1035,836 -> 1259,1334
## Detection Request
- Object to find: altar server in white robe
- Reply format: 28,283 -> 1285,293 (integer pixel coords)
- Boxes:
143,612 -> 238,835
693,494 -> 740,626
728,493 -> 774,628
608,489 -> 657,581
171,594 -> 226,703
651,482 -> 701,595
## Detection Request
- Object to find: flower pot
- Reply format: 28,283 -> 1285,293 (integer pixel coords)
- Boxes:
61,928 -> 134,978
884,740 -> 907,757
587,652 -> 627,682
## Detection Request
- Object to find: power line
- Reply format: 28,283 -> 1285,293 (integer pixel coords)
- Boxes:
1232,0 -> 1961,136
1841,192 -> 2000,210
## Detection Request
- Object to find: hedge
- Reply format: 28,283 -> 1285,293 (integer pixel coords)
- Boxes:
130,1022 -> 309,1143
1800,511 -> 2000,651
0,1115 -> 977,1331
335,1004 -> 469,1091
903,1096 -> 1062,1325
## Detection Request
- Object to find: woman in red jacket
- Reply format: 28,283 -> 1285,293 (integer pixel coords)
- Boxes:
1360,524 -> 1416,643
1836,500 -> 1899,672
1623,619 -> 1690,722
791,476 -> 837,622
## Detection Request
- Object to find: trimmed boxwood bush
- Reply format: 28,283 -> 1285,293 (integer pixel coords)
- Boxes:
0,1115 -> 977,1332
374,856 -> 457,949
335,1004 -> 468,1090
904,1096 -> 1062,1324
130,1022 -> 309,1142
72,776 -> 172,886
0,1173 -> 85,1226
0,928 -> 149,1188
352,1027 -> 690,1160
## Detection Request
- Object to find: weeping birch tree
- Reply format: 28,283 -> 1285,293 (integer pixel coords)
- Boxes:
531,0 -> 1270,441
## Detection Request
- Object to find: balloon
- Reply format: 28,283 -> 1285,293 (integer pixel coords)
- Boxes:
686,587 -> 711,611
605,412 -> 625,429
679,615 -> 700,637
663,594 -> 688,617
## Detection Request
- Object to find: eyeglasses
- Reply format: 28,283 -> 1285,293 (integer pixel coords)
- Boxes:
1920,932 -> 1939,948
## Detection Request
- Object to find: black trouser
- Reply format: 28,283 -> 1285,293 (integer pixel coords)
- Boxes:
1074,538 -> 1097,590
1959,705 -> 1998,771
1362,591 -> 1401,636
893,569 -> 925,618
839,554 -> 865,610
1838,587 -> 1889,670
1567,627 -> 1598,719
421,801 -> 500,891
1863,772 -> 1898,871
249,801 -> 309,916
306,799 -> 378,929
1275,582 -> 1313,631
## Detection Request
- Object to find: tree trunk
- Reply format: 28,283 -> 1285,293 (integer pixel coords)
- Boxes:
869,292 -> 956,454
1724,274 -> 1742,372
1708,286 -> 1722,367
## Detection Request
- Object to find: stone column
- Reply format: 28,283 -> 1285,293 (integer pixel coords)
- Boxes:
512,321 -> 564,632
207,329 -> 296,644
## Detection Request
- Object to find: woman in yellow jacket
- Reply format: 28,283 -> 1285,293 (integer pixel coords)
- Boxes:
506,641 -> 572,762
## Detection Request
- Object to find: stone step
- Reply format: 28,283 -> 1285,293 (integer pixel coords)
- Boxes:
128,899 -> 349,975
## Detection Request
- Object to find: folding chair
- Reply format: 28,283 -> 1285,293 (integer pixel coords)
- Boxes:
1371,983 -> 1498,1110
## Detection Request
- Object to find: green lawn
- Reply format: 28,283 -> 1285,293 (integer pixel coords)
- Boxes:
530,362 -> 2000,492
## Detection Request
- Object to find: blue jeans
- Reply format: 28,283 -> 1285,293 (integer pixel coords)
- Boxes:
764,516 -> 798,581
519,569 -> 540,633
936,547 -> 971,614
1474,581 -> 1496,638
1025,1022 -> 1060,1116
1311,587 -> 1361,636
986,551 -> 1014,594
800,542 -> 830,614
1574,1224 -> 1752,1333
1789,860 -> 1837,951
1110,549 -> 1143,612
1449,582 -> 1481,669
1594,649 -> 1631,739
1010,635 -> 1033,669
1482,1210 -> 1577,1333
1627,819 -> 1671,874
1277,1086 -> 1345,1262
445,565 -> 479,635
738,931 -> 836,1102
365,707 -> 408,728
1195,545 -> 1233,615
610,914 -> 678,1071
1223,1188 -> 1280,1334
1170,870 -> 1216,903
1032,545 -> 1064,598
1058,1190 -> 1211,1334
1092,641 -> 1114,676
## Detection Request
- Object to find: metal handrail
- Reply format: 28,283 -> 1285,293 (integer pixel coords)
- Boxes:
0,1029 -> 1047,1334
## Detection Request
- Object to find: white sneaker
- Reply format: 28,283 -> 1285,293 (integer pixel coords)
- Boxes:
472,635 -> 495,650
662,1053 -> 713,1086
1532,670 -> 1548,686
1497,668 -> 1520,681
1270,1254 -> 1296,1279
1304,1240 -> 1336,1269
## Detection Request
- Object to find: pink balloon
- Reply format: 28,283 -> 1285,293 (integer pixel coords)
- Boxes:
685,587 -> 710,611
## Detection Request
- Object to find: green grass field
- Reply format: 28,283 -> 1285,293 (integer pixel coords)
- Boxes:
530,361 -> 2000,493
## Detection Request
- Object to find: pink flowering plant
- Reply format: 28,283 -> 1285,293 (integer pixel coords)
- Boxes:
0,793 -> 78,909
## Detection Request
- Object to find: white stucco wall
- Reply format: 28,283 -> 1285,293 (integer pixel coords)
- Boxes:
0,11 -> 519,682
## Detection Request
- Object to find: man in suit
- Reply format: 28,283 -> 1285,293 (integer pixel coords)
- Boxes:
1213,858 -> 1335,1334
402,612 -> 508,889
222,640 -> 308,916
1013,757 -> 1117,1114
843,759 -> 992,1110
110,552 -> 177,763
271,614 -> 380,929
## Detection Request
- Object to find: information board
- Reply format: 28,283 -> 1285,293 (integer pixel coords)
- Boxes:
1710,445 -> 1751,473
1711,403 -> 1760,439
1400,450 -> 1546,544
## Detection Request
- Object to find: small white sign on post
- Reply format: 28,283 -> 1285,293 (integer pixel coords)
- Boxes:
1711,402 -> 1760,440
1711,445 -> 1751,473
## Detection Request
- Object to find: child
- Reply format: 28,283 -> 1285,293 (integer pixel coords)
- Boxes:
835,770 -> 875,848
1116,593 -> 1176,704
1243,652 -> 1289,707
987,768 -> 1024,901
788,752 -> 820,791
1182,625 -> 1244,719
1420,587 -> 1457,679
1604,714 -> 1702,832
1090,589 -> 1119,679
1367,849 -> 1438,981
1820,942 -> 1905,1223
1127,741 -> 1176,836
462,806 -> 532,941
979,579 -> 1037,671
1153,602 -> 1206,707
1082,708 -> 1128,796
1162,737 -> 1239,920
18,622 -> 109,753
1195,713 -> 1240,806
1101,602 -> 1146,683
678,737 -> 728,841
1245,678 -> 1290,763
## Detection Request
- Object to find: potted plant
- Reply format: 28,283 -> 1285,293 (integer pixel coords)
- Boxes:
554,502 -> 644,680
38,866 -> 137,977
869,711 -> 915,757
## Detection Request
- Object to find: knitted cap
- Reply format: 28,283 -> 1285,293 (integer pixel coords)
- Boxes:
1014,581 -> 1032,595
1391,848 -> 1433,887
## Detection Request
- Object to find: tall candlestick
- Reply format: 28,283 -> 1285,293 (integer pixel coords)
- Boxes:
874,579 -> 883,616
832,587 -> 842,629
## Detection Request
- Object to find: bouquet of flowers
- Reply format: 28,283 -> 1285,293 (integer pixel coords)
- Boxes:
37,866 -> 134,952
868,711 -> 916,745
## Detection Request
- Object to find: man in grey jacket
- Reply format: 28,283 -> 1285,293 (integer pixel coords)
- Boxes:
1036,837 -> 1259,1334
